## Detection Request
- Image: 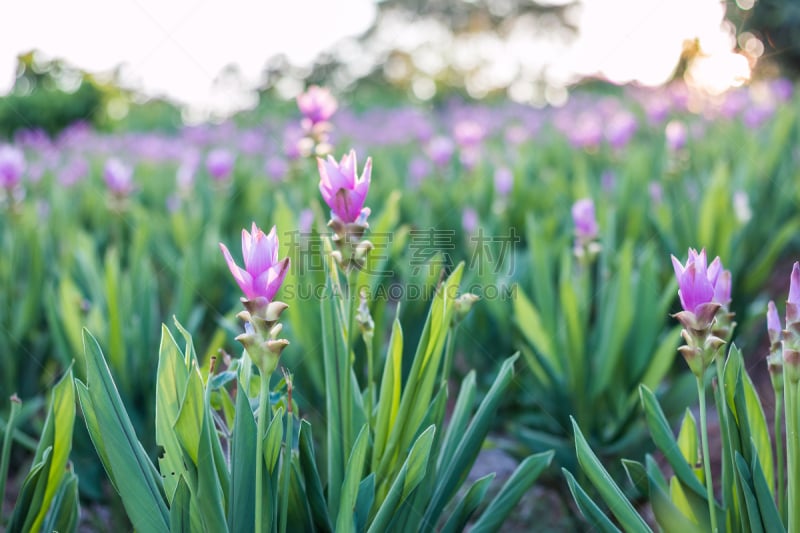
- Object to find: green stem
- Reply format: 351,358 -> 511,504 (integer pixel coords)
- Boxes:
775,392 -> 786,520
0,397 -> 21,523
278,411 -> 293,533
342,269 -> 357,456
365,336 -> 375,427
441,327 -> 457,385
786,381 -> 799,533
713,352 -> 733,512
697,375 -> 718,533
255,372 -> 271,533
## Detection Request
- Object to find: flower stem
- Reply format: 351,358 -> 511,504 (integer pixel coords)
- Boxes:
0,397 -> 21,523
775,392 -> 785,520
365,337 -> 375,427
697,375 -> 718,533
255,371 -> 271,533
786,381 -> 799,533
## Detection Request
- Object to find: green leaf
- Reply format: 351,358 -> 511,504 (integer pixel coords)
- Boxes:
156,325 -> 192,502
169,477 -> 192,533
639,385 -> 708,499
470,451 -> 554,533
402,425 -> 436,500
229,380 -> 256,533
424,355 -> 518,524
297,421 -> 332,533
75,329 -> 169,533
735,453 -> 765,533
264,407 -> 285,474
40,469 -> 80,533
563,468 -> 623,533
336,424 -> 370,532
7,447 -> 51,533
28,367 -> 76,532
372,317 -> 403,472
439,474 -> 494,533
749,440 -> 783,533
354,473 -> 375,533
571,418 -> 652,533
513,286 -> 558,380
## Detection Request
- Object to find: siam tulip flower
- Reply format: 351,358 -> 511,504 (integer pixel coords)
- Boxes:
206,148 -> 235,182
671,249 -> 717,316
671,248 -> 729,377
58,156 -> 88,187
572,198 -> 598,243
665,120 -> 687,152
453,120 -> 485,149
104,158 -> 135,197
427,137 -> 455,167
264,156 -> 289,182
784,263 -> 800,383
462,207 -> 478,235
605,111 -> 637,150
408,156 -> 431,188
219,223 -> 290,304
767,300 -> 784,392
494,167 -> 513,197
317,149 -> 371,224
297,85 -> 338,127
0,145 -> 25,189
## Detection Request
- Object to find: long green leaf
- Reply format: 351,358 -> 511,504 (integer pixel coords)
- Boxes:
571,418 -> 652,533
76,329 -> 169,533
470,451 -> 554,532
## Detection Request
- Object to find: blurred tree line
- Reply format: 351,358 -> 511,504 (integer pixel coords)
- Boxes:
2,0 -> 799,136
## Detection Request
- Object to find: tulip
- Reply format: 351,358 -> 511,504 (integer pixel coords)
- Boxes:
572,198 -> 598,242
104,158 -> 135,197
219,223 -> 290,303
318,150 -> 371,224
297,85 -> 338,126
0,145 -> 25,189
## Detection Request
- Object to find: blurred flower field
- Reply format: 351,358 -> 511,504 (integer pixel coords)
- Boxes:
2,78 -> 800,531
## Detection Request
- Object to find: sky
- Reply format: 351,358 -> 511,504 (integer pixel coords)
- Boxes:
0,0 -> 749,116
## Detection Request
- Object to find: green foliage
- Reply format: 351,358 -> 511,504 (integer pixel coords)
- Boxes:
568,343 -> 789,532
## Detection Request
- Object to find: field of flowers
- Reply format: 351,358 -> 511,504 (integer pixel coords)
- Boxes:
1,79 -> 800,531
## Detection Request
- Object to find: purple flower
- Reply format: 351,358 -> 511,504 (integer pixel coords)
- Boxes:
104,158 -> 135,196
206,148 -> 235,182
768,300 -> 782,344
671,249 -> 727,314
665,121 -> 687,152
264,156 -> 289,182
494,167 -> 513,197
427,137 -> 454,167
318,149 -> 371,224
787,262 -> 800,326
297,85 -> 338,126
0,145 -> 25,189
572,198 -> 598,241
453,120 -> 485,148
462,207 -> 478,235
219,223 -> 290,302
605,111 -> 637,150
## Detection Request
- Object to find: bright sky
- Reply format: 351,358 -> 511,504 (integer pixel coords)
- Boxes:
0,0 -> 748,115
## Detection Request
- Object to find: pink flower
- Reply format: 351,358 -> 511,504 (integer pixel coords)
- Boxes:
787,262 -> 800,326
104,158 -> 135,196
206,148 -> 235,182
219,223 -> 290,302
0,145 -> 25,188
572,198 -> 598,241
768,300 -> 782,345
318,149 -> 371,224
671,249 -> 728,314
297,85 -> 338,126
